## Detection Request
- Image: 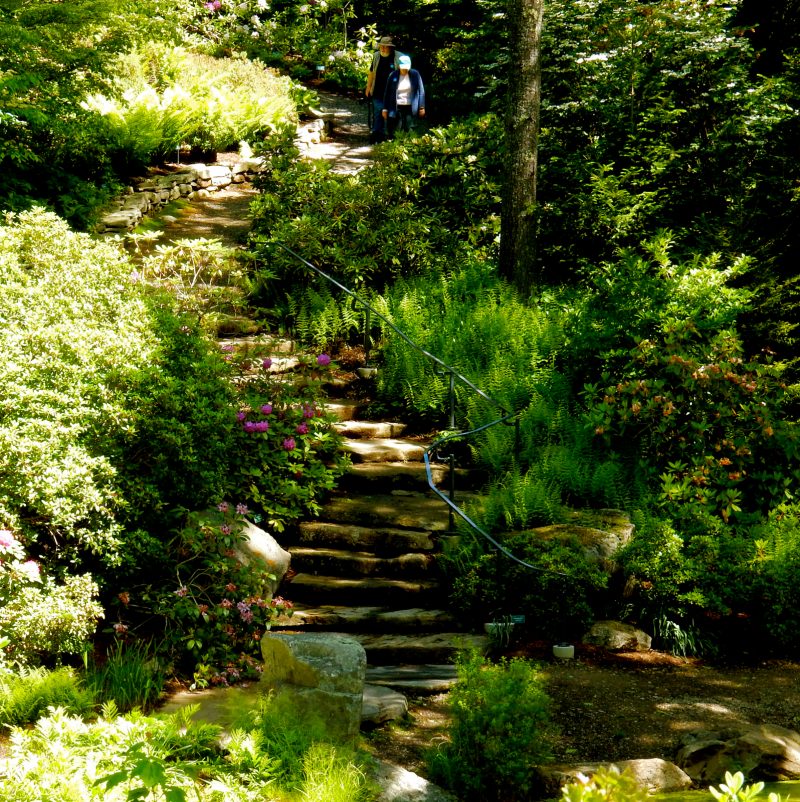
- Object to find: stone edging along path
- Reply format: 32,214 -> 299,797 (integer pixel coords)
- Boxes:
94,156 -> 267,236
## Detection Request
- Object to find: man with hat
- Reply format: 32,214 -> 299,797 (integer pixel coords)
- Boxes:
365,35 -> 400,143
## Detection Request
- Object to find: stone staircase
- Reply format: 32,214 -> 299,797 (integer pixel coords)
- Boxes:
272,372 -> 488,703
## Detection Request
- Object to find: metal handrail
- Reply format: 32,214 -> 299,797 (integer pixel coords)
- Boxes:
274,241 -> 563,573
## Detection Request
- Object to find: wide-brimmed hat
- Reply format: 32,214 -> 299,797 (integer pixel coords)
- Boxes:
377,36 -> 395,46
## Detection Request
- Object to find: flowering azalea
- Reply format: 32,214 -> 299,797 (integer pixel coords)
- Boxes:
283,437 -> 296,451
316,353 -> 331,366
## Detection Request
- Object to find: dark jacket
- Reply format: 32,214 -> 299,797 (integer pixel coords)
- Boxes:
383,69 -> 425,116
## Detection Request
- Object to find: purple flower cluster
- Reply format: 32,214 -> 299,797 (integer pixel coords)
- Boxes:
262,358 -> 272,370
301,403 -> 316,419
317,353 -> 331,366
204,0 -> 221,10
261,403 -> 273,415
243,420 -> 270,433
237,601 -> 253,623
296,422 -> 309,435
282,437 -> 296,451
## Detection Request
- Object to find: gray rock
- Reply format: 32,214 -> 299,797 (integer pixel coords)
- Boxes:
362,684 -> 408,726
260,632 -> 366,743
372,760 -> 458,802
234,518 -> 291,596
676,724 -> 800,782
583,620 -> 652,652
536,759 -> 692,797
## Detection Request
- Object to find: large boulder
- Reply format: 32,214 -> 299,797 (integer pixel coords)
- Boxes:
234,518 -> 291,597
583,620 -> 652,652
260,632 -> 366,743
535,759 -> 693,797
185,510 -> 290,597
676,724 -> 800,783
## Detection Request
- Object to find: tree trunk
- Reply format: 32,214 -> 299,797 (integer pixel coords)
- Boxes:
499,0 -> 544,296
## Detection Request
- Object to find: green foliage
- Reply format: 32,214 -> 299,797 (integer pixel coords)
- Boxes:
119,505 -> 292,683
0,697 -> 375,801
441,528 -> 608,640
618,510 -> 756,653
749,504 -> 800,648
562,766 -> 649,802
0,666 -> 95,728
428,649 -> 553,802
0,574 -> 104,667
249,115 -> 504,338
90,47 -> 298,166
84,641 -> 167,713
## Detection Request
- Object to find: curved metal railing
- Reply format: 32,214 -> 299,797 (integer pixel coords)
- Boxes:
274,242 -> 562,573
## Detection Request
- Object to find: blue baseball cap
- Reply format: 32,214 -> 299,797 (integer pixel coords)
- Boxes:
398,55 -> 411,69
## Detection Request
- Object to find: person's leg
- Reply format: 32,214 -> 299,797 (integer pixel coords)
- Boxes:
398,105 -> 412,133
371,99 -> 386,142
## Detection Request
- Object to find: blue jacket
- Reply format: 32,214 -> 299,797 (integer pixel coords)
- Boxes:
383,69 -> 426,116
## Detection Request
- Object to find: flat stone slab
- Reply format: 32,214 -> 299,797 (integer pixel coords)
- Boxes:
288,547 -> 435,577
373,760 -> 458,802
319,493 -> 453,531
362,684 -> 408,726
272,605 -> 456,631
287,574 -> 442,606
296,521 -> 437,552
343,439 -> 425,463
335,421 -> 408,439
326,400 -> 363,421
366,664 -> 459,694
352,632 -> 488,664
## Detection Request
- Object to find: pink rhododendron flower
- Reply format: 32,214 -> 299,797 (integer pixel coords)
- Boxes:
316,353 -> 331,366
283,437 -> 296,451
302,404 -> 315,419
296,422 -> 309,435
235,503 -> 248,515
261,403 -> 273,415
262,358 -> 272,370
218,501 -> 230,513
0,530 -> 16,549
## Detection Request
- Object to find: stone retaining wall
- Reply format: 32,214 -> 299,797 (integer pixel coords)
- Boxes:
95,157 -> 266,235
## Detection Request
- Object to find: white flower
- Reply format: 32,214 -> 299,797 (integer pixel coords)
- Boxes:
251,29 -> 260,37
250,14 -> 262,25
257,0 -> 268,8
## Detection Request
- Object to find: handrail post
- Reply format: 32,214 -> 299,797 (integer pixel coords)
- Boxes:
363,305 -> 372,366
448,371 -> 456,431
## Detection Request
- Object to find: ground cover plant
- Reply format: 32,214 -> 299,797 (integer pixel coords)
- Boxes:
0,697 -> 377,801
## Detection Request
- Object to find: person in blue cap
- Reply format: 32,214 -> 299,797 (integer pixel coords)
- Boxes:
382,54 -> 426,139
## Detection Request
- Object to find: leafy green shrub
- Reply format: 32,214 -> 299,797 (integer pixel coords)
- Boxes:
442,530 -> 607,641
0,666 -> 95,727
118,504 -> 293,684
428,649 -> 553,802
91,47 -> 298,165
0,573 -> 104,667
249,115 -> 504,339
0,698 -> 375,802
618,511 -> 756,654
749,504 -> 800,649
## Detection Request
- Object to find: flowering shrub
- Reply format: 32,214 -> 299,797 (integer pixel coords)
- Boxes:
0,528 -> 103,666
231,348 -> 349,533
113,503 -> 293,684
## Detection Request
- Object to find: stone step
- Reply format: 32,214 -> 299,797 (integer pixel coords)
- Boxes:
351,632 -> 488,665
337,461 -> 484,493
272,605 -> 457,631
335,420 -> 408,439
288,547 -> 437,578
316,492 -> 455,531
365,664 -> 460,694
284,573 -> 444,606
343,438 -> 426,463
293,521 -> 438,553
325,399 -> 363,422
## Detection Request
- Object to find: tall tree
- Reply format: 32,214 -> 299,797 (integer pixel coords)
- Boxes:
498,0 -> 544,296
